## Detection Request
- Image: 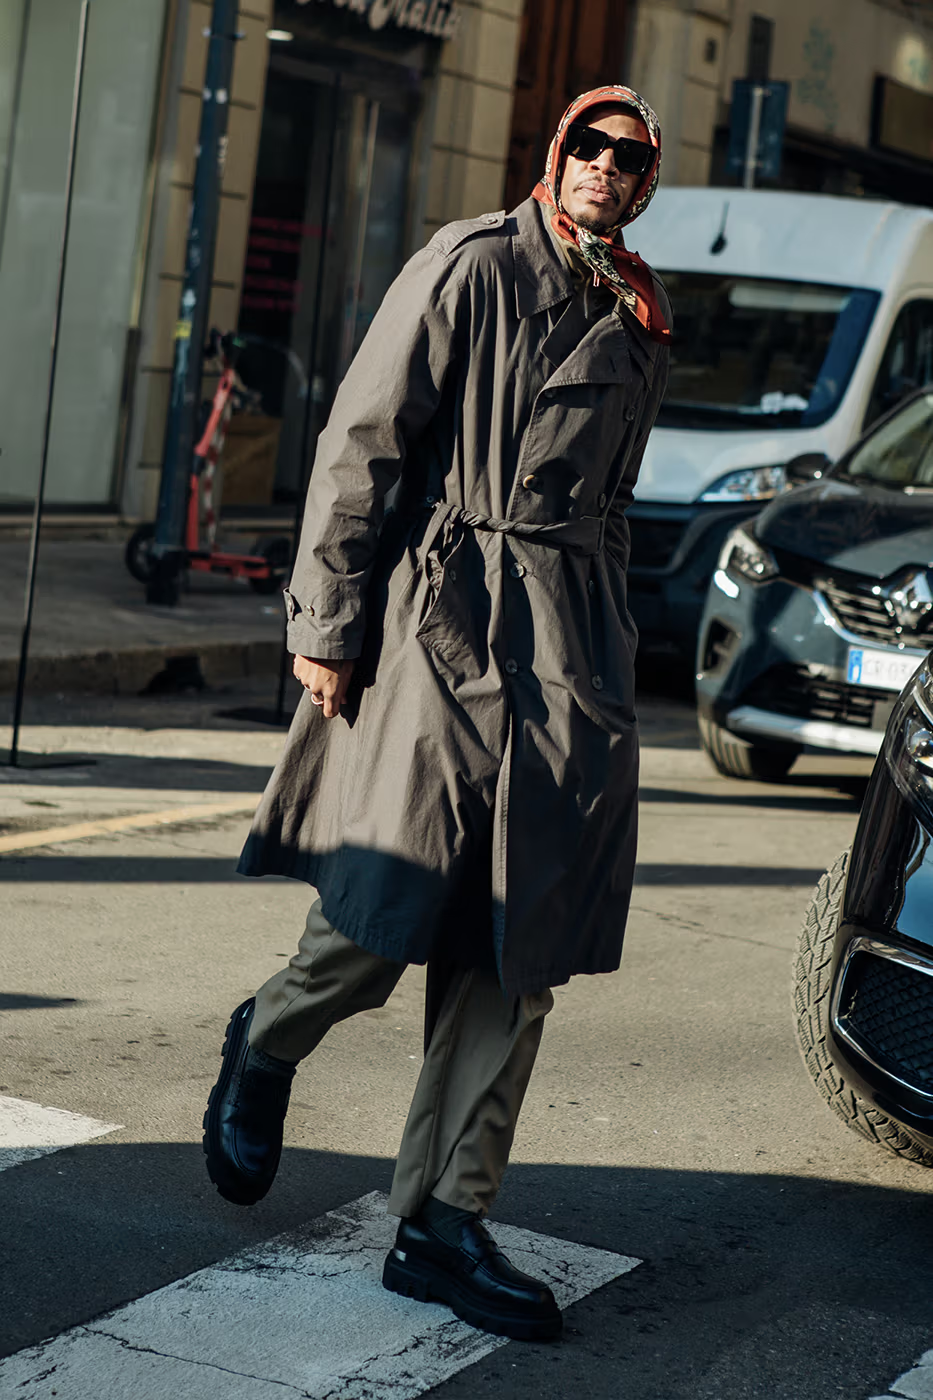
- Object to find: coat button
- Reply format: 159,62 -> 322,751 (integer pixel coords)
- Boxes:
587,579 -> 596,596
625,405 -> 637,421
598,493 -> 607,509
504,658 -> 519,675
592,674 -> 604,690
448,568 -> 457,582
522,473 -> 537,489
510,562 -> 526,579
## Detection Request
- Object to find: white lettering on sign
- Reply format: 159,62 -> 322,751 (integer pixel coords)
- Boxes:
299,0 -> 461,40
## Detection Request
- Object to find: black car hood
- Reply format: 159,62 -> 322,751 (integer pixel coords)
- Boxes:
756,478 -> 933,578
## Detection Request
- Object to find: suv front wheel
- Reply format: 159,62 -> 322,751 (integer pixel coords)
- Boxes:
793,851 -> 933,1167
698,714 -> 799,781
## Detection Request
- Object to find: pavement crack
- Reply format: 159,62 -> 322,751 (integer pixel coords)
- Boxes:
82,1326 -> 314,1395
629,905 -> 787,950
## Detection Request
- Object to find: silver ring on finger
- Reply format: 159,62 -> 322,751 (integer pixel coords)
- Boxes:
311,692 -> 325,706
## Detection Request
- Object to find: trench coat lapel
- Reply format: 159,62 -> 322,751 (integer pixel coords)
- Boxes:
512,199 -> 573,319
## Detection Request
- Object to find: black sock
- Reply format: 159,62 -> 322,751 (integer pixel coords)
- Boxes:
419,1195 -> 480,1244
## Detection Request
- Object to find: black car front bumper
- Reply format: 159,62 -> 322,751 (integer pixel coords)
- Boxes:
828,756 -> 933,1145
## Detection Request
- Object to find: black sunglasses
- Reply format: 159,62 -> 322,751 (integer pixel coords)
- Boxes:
564,121 -> 654,177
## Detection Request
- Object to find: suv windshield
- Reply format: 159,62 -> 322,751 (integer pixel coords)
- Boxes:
655,272 -> 880,431
837,391 -> 933,489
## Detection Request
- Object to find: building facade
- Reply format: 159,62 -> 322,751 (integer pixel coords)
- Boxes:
0,0 -> 523,515
629,0 -> 933,202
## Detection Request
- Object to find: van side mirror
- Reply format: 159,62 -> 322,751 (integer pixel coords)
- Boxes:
785,452 -> 830,485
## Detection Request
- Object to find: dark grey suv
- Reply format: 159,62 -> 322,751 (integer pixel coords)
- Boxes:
695,389 -> 933,782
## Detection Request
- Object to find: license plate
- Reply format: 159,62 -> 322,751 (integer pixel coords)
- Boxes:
846,647 -> 921,692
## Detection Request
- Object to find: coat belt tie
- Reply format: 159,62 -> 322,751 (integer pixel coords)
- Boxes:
416,498 -> 603,559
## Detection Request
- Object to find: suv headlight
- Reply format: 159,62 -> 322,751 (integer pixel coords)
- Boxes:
717,526 -> 779,584
884,660 -> 933,824
698,465 -> 788,503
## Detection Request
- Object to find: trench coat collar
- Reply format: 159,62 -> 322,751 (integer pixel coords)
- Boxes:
511,197 -> 575,320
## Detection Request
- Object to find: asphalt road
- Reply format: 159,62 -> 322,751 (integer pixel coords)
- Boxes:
1,675 -> 932,1399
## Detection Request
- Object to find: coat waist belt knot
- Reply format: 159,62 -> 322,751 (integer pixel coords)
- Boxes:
415,498 -> 603,558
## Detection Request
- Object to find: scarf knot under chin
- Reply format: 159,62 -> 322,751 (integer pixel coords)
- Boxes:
534,196 -> 671,346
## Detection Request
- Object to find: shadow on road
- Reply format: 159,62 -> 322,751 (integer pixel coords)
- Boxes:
1,1142 -> 932,1399
638,785 -> 866,813
0,753 -> 274,794
0,855 -> 832,889
0,994 -> 80,1011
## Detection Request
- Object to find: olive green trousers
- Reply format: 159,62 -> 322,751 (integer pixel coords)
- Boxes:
249,898 -> 553,1218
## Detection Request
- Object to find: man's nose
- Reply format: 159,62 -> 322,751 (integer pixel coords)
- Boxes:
591,146 -> 619,177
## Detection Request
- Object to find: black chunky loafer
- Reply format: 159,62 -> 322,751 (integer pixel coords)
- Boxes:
202,998 -> 295,1205
383,1201 -> 562,1341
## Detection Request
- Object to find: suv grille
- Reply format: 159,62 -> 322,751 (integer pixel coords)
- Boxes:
819,577 -> 933,648
628,518 -> 687,572
742,664 -> 891,729
841,952 -> 933,1092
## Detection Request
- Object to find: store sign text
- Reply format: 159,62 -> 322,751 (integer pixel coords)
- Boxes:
298,0 -> 461,41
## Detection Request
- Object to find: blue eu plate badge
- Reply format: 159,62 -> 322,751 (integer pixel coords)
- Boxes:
847,650 -> 863,684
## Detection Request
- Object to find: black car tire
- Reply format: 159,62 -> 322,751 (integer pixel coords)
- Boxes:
698,714 -> 799,782
793,850 -> 933,1168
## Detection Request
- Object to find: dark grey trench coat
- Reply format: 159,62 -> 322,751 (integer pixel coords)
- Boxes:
238,196 -> 670,995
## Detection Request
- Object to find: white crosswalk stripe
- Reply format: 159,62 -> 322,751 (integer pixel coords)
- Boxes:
872,1350 -> 933,1399
0,1190 -> 640,1399
0,1095 -> 120,1172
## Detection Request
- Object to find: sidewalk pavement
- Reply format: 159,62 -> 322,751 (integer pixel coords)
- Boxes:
0,535 -> 287,698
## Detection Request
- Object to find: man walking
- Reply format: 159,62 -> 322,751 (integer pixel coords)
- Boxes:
204,84 -> 671,1342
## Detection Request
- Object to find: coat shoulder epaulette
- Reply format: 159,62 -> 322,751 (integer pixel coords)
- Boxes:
428,210 -> 506,259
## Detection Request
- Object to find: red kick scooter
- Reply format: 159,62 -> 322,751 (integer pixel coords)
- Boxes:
125,331 -> 291,594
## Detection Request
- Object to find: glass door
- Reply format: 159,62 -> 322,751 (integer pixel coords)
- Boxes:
236,53 -> 421,504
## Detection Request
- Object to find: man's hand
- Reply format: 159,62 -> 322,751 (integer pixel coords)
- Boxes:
293,656 -> 355,718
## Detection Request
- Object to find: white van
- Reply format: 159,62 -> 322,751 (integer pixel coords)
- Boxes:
627,187 -> 933,656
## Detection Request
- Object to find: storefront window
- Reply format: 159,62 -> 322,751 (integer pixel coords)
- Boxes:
0,0 -> 166,507
235,39 -> 424,503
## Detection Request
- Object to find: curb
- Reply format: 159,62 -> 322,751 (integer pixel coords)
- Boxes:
0,638 -> 282,697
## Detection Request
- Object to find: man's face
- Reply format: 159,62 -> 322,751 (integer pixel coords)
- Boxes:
558,108 -> 652,234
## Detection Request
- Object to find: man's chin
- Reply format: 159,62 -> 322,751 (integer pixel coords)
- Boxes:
568,197 -> 624,234
573,209 -> 622,235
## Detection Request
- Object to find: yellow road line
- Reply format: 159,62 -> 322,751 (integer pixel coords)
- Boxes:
0,798 -> 257,856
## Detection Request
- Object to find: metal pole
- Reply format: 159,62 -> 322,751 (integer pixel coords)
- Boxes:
274,76 -> 342,724
743,83 -> 765,190
8,1 -> 90,768
146,0 -> 240,606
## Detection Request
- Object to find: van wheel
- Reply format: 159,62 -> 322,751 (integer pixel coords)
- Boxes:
698,714 -> 799,781
793,851 -> 933,1167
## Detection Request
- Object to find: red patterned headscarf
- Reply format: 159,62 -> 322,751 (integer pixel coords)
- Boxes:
533,86 -> 671,345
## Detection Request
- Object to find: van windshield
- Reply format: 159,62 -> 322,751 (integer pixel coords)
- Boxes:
655,272 -> 880,431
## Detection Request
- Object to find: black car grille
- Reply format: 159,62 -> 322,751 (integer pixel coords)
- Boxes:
628,518 -> 687,571
841,952 -> 933,1092
818,577 -> 933,647
741,664 -> 890,729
